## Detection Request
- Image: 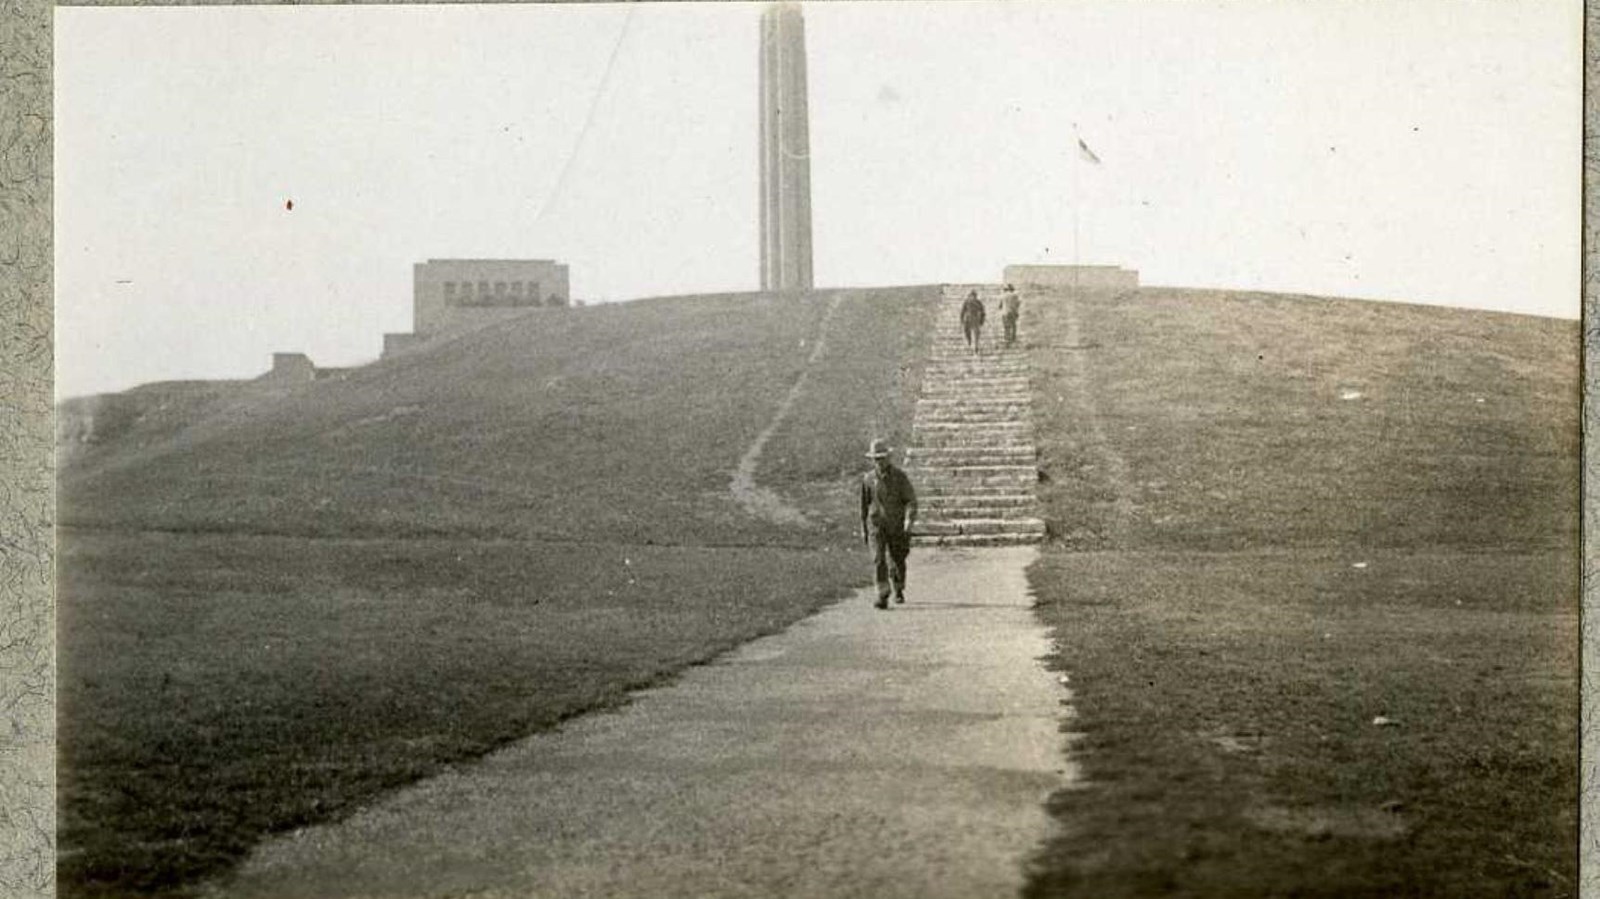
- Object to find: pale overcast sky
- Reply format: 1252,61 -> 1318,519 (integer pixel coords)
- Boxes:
55,1 -> 1580,398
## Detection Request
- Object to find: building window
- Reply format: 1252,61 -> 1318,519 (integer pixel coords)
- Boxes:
477,281 -> 490,304
511,281 -> 524,297
444,282 -> 457,302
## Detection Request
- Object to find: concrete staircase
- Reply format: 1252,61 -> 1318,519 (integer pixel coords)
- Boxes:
909,285 -> 1045,547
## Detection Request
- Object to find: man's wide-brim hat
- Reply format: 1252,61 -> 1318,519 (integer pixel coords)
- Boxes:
865,438 -> 892,458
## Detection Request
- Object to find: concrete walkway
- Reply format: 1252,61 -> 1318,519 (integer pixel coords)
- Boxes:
209,547 -> 1074,899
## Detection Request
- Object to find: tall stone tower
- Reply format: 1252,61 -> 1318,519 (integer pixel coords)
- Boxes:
758,2 -> 814,292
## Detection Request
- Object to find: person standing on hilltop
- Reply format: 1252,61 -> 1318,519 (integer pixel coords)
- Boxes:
960,289 -> 986,355
860,438 -> 918,610
1000,283 -> 1021,347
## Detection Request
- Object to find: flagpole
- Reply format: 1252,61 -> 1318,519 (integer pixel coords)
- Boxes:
1072,126 -> 1080,293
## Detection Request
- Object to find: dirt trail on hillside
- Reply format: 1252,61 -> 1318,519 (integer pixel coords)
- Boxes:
207,547 -> 1074,899
729,291 -> 850,526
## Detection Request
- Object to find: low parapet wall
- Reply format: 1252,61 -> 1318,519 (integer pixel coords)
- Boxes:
1002,265 -> 1139,290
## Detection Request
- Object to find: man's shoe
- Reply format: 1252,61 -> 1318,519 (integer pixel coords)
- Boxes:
894,592 -> 905,604
874,596 -> 889,610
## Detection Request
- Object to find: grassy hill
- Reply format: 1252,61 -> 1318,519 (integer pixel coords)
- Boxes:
56,282 -> 1578,897
61,287 -> 932,546
1020,286 -> 1578,897
56,286 -> 937,896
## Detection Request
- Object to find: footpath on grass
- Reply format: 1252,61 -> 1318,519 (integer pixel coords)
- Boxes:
205,547 -> 1075,899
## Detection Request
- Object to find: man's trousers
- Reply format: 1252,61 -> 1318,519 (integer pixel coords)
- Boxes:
872,527 -> 911,602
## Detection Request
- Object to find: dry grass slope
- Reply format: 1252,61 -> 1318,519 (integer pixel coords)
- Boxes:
1022,287 -> 1578,898
55,286 -> 938,897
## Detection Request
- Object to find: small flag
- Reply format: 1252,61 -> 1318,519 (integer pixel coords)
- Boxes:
1076,137 -> 1102,165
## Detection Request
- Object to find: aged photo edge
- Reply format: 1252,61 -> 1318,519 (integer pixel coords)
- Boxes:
8,1 -> 1594,897
1,0 -> 53,894
1581,1 -> 1597,896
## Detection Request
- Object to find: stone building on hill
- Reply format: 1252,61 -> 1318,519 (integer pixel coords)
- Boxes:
384,258 -> 571,357
413,258 -> 570,334
259,353 -> 352,383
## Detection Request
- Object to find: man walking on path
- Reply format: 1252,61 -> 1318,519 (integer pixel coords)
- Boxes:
860,438 -> 917,609
1001,283 -> 1021,347
960,289 -> 986,355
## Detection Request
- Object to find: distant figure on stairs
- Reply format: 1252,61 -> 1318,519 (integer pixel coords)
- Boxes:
960,290 -> 987,355
1000,284 -> 1021,347
860,439 -> 918,610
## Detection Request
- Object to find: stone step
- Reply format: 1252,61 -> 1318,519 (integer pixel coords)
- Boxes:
918,390 -> 1031,401
920,380 -> 1030,393
914,413 -> 1031,424
912,477 -> 1037,492
915,444 -> 1036,457
923,365 -> 1026,374
910,434 -> 1036,449
920,373 -> 1028,384
927,355 -> 1025,364
919,502 -> 1040,520
916,395 -> 1031,404
915,413 -> 1033,426
928,339 -> 1018,350
911,426 -> 1034,439
915,438 -> 1036,451
915,517 -> 1047,537
913,482 -> 1036,497
918,394 -> 1029,405
907,466 -> 1038,488
914,408 -> 1031,421
905,446 -> 1037,464
915,399 -> 1032,410
915,416 -> 1033,428
930,341 -> 1024,350
915,406 -> 1031,417
909,460 -> 1037,475
913,419 -> 1033,429
911,532 -> 1044,548
921,366 -> 1030,375
919,394 -> 1030,404
921,374 -> 1029,385
917,391 -> 1031,404
928,337 -> 1024,348
921,492 -> 1036,508
921,372 -> 1030,383
926,359 -> 1027,368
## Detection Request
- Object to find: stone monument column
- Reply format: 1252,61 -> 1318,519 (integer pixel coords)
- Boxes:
759,2 -> 814,292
